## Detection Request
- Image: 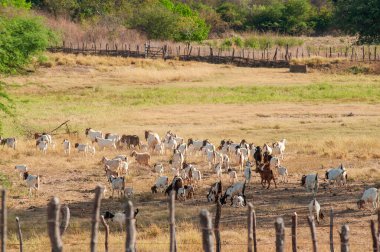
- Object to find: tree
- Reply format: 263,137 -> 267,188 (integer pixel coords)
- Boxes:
334,0 -> 380,44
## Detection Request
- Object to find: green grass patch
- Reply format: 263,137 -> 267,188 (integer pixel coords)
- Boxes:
0,172 -> 11,189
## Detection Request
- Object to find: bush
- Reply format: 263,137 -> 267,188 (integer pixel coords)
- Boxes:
0,16 -> 58,73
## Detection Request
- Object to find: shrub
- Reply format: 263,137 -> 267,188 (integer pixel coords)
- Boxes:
0,16 -> 58,73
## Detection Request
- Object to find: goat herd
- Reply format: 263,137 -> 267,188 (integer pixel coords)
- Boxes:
1,128 -> 378,226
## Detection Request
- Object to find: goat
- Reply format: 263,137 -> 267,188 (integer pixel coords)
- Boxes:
114,155 -> 128,162
357,188 -> 379,210
244,161 -> 252,185
191,168 -> 202,183
220,181 -> 246,205
272,139 -> 286,160
232,195 -> 246,207
105,133 -> 120,143
153,163 -> 164,175
85,128 -> 103,143
227,168 -> 238,184
95,137 -> 116,150
105,165 -> 119,177
204,149 -> 216,169
171,150 -> 184,169
177,143 -> 187,156
222,154 -> 230,170
301,174 -> 319,196
325,164 -> 347,187
163,136 -> 178,154
23,172 -> 40,197
165,176 -> 184,199
253,146 -> 263,167
214,163 -> 223,178
144,130 -> 161,151
255,164 -> 277,189
103,209 -> 139,230
130,151 -> 150,167
74,143 -> 89,156
207,181 -> 223,203
107,175 -> 125,198
101,157 -> 122,170
277,166 -> 288,183
151,176 -> 169,193
120,135 -> 140,149
154,142 -> 165,155
263,143 -> 272,155
15,165 -> 28,179
36,140 -> 48,154
0,137 -> 16,149
62,139 -> 71,155
308,198 -> 324,224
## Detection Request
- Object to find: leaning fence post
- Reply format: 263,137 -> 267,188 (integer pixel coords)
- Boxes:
91,186 -> 104,252
371,220 -> 378,252
275,217 -> 285,252
1,190 -> 6,252
100,215 -> 109,252
307,216 -> 318,252
16,217 -> 23,252
47,197 -> 63,252
292,212 -> 297,252
200,209 -> 214,252
169,191 -> 177,252
330,208 -> 334,252
340,224 -> 349,252
60,204 -> 70,236
126,201 -> 136,252
215,198 -> 222,252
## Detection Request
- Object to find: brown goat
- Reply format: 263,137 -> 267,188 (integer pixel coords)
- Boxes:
130,151 -> 150,167
255,163 -> 277,189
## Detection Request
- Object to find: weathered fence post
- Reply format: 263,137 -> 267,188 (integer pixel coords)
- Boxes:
169,191 -> 177,252
1,190 -> 6,252
378,210 -> 380,247
292,212 -> 297,252
307,216 -> 318,252
340,224 -> 349,252
100,215 -> 109,252
371,220 -> 378,252
275,217 -> 285,252
330,208 -> 334,252
126,201 -> 136,252
47,197 -> 63,252
60,204 -> 70,236
16,217 -> 23,252
91,186 -> 104,252
248,203 -> 257,252
215,198 -> 222,252
200,209 -> 214,252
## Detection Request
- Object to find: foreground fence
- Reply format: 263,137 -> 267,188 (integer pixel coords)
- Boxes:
47,41 -> 380,69
1,187 -> 380,251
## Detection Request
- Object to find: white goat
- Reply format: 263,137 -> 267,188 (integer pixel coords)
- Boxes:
75,143 -> 88,155
273,139 -> 286,159
214,163 -> 223,178
154,143 -> 165,155
23,172 -> 40,197
95,137 -> 116,150
107,175 -> 125,198
101,157 -> 122,170
63,139 -> 71,155
36,140 -> 48,154
0,137 -> 16,149
244,162 -> 252,185
357,188 -> 379,210
163,136 -> 177,154
153,163 -> 164,175
204,149 -> 216,169
308,198 -> 324,224
227,168 -> 238,184
85,128 -> 103,143
222,154 -> 230,169
301,174 -> 319,196
263,143 -> 272,155
177,143 -> 187,156
325,164 -> 347,187
277,166 -> 288,183
151,176 -> 169,193
145,131 -> 161,151
232,195 -> 245,207
15,165 -> 28,179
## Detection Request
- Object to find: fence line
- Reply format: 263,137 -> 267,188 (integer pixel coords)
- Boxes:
47,41 -> 380,69
1,187 -> 380,251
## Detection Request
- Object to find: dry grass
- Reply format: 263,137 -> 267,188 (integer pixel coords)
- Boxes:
0,55 -> 380,251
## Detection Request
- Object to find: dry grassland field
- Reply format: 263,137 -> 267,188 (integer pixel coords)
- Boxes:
1,53 -> 380,251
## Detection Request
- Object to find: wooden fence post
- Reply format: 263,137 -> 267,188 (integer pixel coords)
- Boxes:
60,204 -> 70,236
169,191 -> 177,252
215,198 -> 222,252
330,208 -> 334,252
378,210 -> 380,247
292,212 -> 297,252
371,220 -> 378,252
248,203 -> 257,252
100,215 -> 109,252
200,209 -> 214,252
47,197 -> 63,252
275,217 -> 285,252
125,201 -> 136,252
91,186 -> 104,252
307,216 -> 318,252
340,224 -> 349,252
16,217 -> 23,252
1,190 -> 6,252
